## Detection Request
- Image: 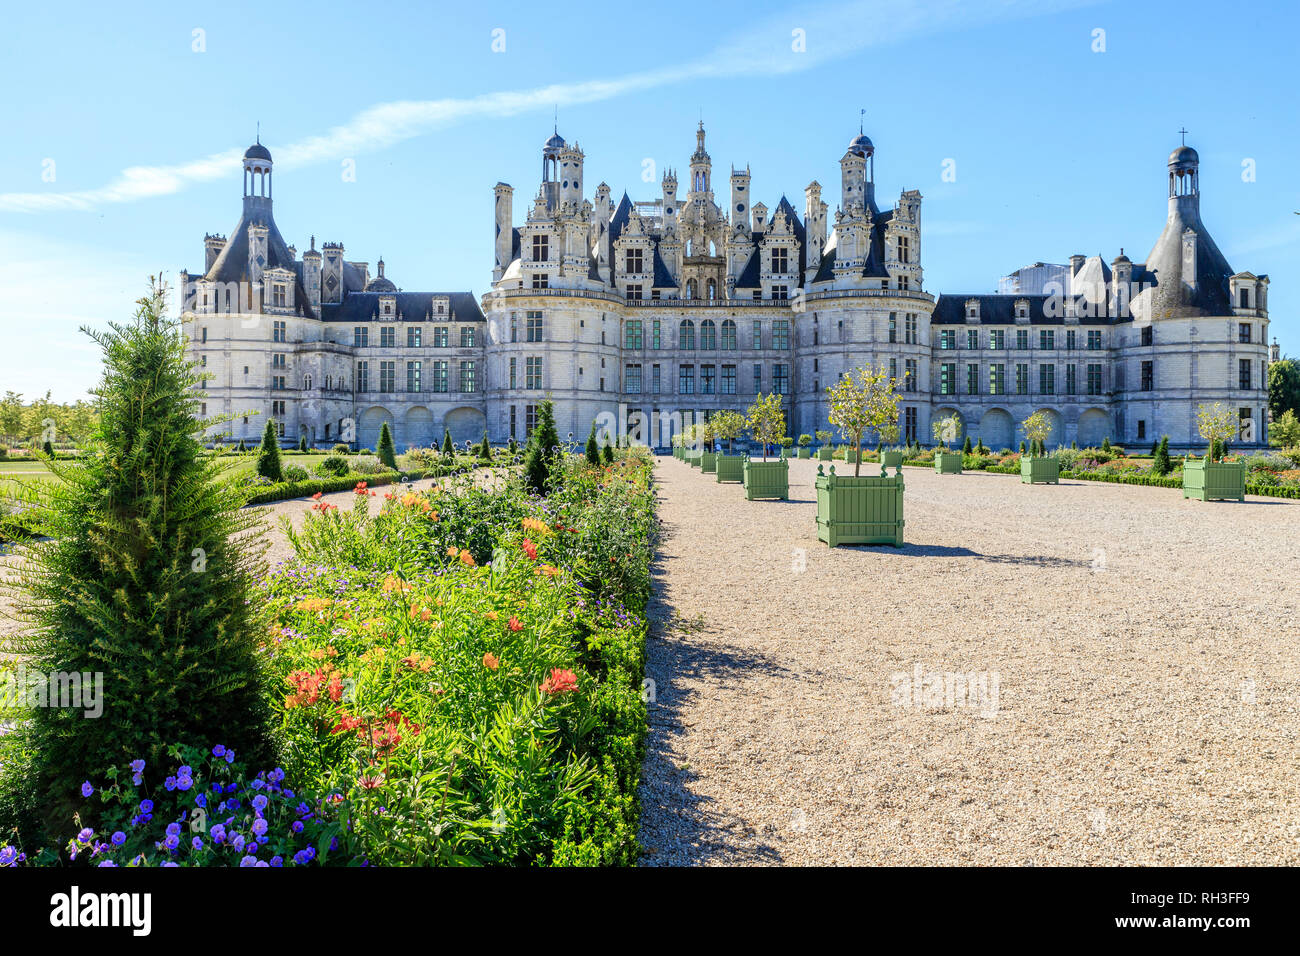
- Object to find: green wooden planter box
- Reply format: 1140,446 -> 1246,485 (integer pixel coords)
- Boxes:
1183,460 -> 1245,501
843,449 -> 861,464
1020,456 -> 1060,484
743,458 -> 789,500
797,447 -> 811,459
688,450 -> 702,468
701,451 -> 717,473
780,447 -> 795,459
934,450 -> 963,474
880,450 -> 904,469
715,453 -> 745,483
815,464 -> 904,547
817,447 -> 833,461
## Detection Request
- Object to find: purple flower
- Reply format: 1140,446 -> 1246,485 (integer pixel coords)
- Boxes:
176,777 -> 193,792
80,781 -> 94,798
195,793 -> 207,809
130,759 -> 145,774
131,774 -> 144,787
177,766 -> 193,778
165,823 -> 181,838
224,751 -> 236,764
160,861 -> 179,867
239,855 -> 257,867
210,824 -> 227,844
77,828 -> 93,843
163,834 -> 180,851
270,856 -> 283,867
212,745 -> 226,757
252,795 -> 268,811
251,819 -> 268,838
164,776 -> 177,791
191,836 -> 204,851
246,842 -> 259,854
231,834 -> 245,852
98,860 -> 117,867
111,831 -> 126,847
291,821 -> 304,834
0,847 -> 19,867
139,799 -> 154,814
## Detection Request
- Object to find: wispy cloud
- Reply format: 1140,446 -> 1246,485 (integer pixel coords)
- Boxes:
0,0 -> 1090,214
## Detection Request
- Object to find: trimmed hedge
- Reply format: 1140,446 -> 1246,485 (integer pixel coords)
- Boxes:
240,461 -> 489,506
938,461 -> 1300,500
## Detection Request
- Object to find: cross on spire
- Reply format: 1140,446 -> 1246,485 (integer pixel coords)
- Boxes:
256,120 -> 260,144
1179,126 -> 1188,145
860,108 -> 865,134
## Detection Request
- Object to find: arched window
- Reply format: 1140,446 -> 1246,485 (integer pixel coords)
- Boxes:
720,319 -> 737,350
679,319 -> 695,350
699,319 -> 717,350
707,278 -> 717,300
686,278 -> 697,299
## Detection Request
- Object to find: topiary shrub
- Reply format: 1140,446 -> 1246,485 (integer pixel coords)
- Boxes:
283,464 -> 309,482
601,439 -> 614,465
315,455 -> 349,477
586,423 -> 600,466
376,421 -> 397,470
299,434 -> 308,453
257,418 -> 283,482
522,400 -> 561,493
0,282 -> 271,838
442,429 -> 454,459
332,443 -> 350,456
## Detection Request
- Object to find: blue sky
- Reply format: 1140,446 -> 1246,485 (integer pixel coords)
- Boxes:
2,0 -> 1296,402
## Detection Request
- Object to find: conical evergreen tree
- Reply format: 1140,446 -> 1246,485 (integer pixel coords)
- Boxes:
0,282 -> 271,835
257,418 -> 283,482
962,435 -> 972,454
522,399 -> 561,493
478,428 -> 491,460
601,439 -> 614,465
1153,435 -> 1172,476
299,433 -> 308,453
585,423 -> 600,465
237,438 -> 247,453
376,421 -> 397,469
442,428 -> 454,459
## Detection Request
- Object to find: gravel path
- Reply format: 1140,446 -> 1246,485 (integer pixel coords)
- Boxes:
638,456 -> 1300,865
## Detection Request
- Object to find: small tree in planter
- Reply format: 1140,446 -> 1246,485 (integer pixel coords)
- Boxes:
710,410 -> 747,482
1185,403 -> 1245,501
743,393 -> 789,498
827,364 -> 901,477
932,413 -> 964,474
700,419 -> 719,472
797,434 -> 813,458
1019,411 -> 1059,484
815,429 -> 833,460
779,436 -> 795,458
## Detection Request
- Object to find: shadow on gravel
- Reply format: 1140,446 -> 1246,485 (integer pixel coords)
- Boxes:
890,543 -> 1091,568
637,552 -> 791,866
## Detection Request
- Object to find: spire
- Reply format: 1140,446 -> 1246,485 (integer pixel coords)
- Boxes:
1179,126 -> 1188,146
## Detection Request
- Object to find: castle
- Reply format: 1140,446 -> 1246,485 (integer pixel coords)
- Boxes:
181,126 -> 1271,452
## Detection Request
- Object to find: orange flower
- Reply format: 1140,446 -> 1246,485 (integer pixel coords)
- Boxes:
354,481 -> 369,494
408,605 -> 433,622
521,538 -> 538,561
507,616 -> 524,632
446,545 -> 460,558
521,516 -> 552,538
382,576 -> 411,593
458,549 -> 475,567
539,668 -> 578,696
295,597 -> 334,612
484,611 -> 499,621
311,491 -> 323,500
482,652 -> 499,671
537,564 -> 560,578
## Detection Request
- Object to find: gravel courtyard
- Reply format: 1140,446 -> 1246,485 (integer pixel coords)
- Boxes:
639,456 -> 1300,866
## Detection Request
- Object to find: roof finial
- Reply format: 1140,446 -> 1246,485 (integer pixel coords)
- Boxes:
256,120 -> 260,145
860,108 -> 865,135
1179,126 -> 1188,146
554,105 -> 558,135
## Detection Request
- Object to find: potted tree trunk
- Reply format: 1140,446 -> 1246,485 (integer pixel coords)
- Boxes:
816,430 -> 833,461
932,413 -> 964,475
797,434 -> 812,459
711,409 -> 747,483
1184,403 -> 1246,501
743,393 -> 789,499
816,364 -> 905,547
700,419 -> 718,473
1019,411 -> 1060,484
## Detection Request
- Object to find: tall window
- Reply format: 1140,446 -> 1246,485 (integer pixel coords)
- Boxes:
989,329 -> 1005,350
531,273 -> 549,289
525,404 -> 537,436
510,313 -> 518,343
407,326 -> 423,347
699,319 -> 717,350
905,313 -> 918,345
753,363 -> 761,391
898,235 -> 910,263
940,363 -> 956,395
624,319 -> 643,349
940,329 -> 956,350
1086,363 -> 1103,395
272,353 -> 286,369
532,234 -> 548,261
272,285 -> 286,308
1015,363 -> 1029,395
526,356 -> 542,389
460,327 -> 476,348
526,311 -> 543,342
773,364 -> 789,394
273,320 -> 286,342
1238,322 -> 1252,344
652,319 -> 661,349
432,360 -> 449,393
679,320 -> 695,350
353,326 -> 368,347
721,364 -> 736,394
1066,364 -> 1077,395
1016,329 -> 1029,350
356,361 -> 369,392
1141,326 -> 1154,346
989,363 -> 1005,395
1040,329 -> 1054,350
1142,360 -> 1155,391
1087,330 -> 1102,350
651,364 -> 661,393
701,364 -> 716,394
771,247 -> 789,273
380,327 -> 395,348
772,320 -> 790,350
379,361 -> 395,392
752,320 -> 762,349
888,313 -> 897,343
679,364 -> 695,394
625,248 -> 643,273
720,319 -> 737,350
460,360 -> 476,392
626,364 -> 642,393
967,328 -> 978,350
904,359 -> 918,392
434,326 -> 448,348
406,361 -> 422,392
509,356 -> 517,389
1039,364 -> 1055,395
904,407 -> 918,442
966,363 -> 979,395
1238,358 -> 1251,390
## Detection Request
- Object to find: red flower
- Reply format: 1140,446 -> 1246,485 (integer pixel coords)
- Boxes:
507,616 -> 523,632
521,538 -> 538,561
539,668 -> 578,696
354,481 -> 369,495
311,491 -> 323,500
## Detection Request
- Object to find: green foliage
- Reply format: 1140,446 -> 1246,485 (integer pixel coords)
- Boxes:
1268,409 -> 1300,447
1019,440 -> 1027,454
601,439 -> 614,465
315,455 -> 349,477
797,433 -> 812,447
586,423 -> 600,465
376,421 -> 398,470
1268,357 -> 1300,420
746,392 -> 787,459
522,399 -> 561,494
299,434 -> 308,453
1102,436 -> 1112,453
442,429 -> 454,458
0,281 -> 271,837
237,438 -> 247,453
1152,436 -> 1172,476
478,428 -> 491,460
257,419 -> 283,482
331,443 -> 350,455
962,435 -> 972,454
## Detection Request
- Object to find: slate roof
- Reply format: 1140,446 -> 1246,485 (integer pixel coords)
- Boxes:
930,293 -> 1114,325
319,292 -> 485,323
202,201 -> 317,319
1131,201 -> 1234,317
